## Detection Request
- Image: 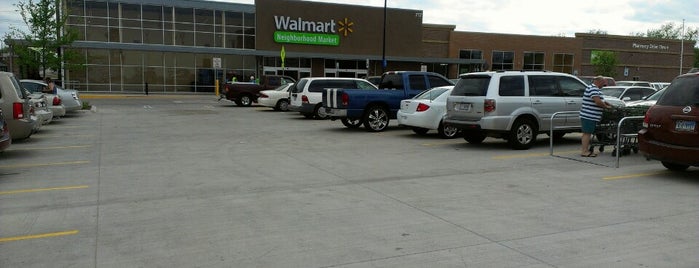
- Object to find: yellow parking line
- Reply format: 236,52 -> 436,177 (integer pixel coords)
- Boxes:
0,230 -> 79,243
12,145 -> 92,151
0,185 -> 89,195
0,160 -> 90,169
603,171 -> 669,180
493,150 -> 579,160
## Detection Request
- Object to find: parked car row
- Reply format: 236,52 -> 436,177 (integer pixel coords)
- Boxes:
247,70 -> 697,171
0,72 -> 84,154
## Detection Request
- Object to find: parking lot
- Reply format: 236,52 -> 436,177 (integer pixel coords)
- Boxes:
1,94 -> 697,267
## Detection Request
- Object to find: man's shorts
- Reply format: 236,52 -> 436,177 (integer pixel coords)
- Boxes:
581,118 -> 598,134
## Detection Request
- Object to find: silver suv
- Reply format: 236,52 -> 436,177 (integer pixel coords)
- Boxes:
445,71 -> 589,149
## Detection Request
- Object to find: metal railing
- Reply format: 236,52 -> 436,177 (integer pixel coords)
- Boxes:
549,111 -> 645,168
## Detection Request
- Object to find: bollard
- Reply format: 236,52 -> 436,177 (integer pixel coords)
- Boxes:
145,82 -> 149,95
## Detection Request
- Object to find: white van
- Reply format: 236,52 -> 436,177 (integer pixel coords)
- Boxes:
288,77 -> 377,119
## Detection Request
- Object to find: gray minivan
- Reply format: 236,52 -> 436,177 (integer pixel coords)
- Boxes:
0,72 -> 37,140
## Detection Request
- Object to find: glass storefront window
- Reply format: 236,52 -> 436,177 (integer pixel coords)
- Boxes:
195,9 -> 214,24
226,11 -> 243,26
144,51 -> 164,66
492,51 -> 514,71
85,1 -> 107,17
144,29 -> 163,44
122,66 -> 143,84
175,7 -> 193,23
87,65 -> 109,84
523,51 -> 545,70
121,3 -> 141,20
176,32 -> 194,46
66,0 -> 85,17
243,13 -> 255,27
122,28 -> 142,43
87,49 -> 109,65
175,53 -> 194,68
142,5 -> 163,21
122,50 -> 142,65
85,26 -> 108,42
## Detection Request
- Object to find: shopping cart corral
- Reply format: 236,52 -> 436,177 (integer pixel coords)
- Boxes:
550,108 -> 648,168
590,106 -> 648,157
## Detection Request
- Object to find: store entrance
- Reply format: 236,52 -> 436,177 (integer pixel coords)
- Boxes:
324,69 -> 367,78
263,67 -> 310,81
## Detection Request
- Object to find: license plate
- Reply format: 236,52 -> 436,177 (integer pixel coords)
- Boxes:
457,103 -> 471,111
675,120 -> 696,132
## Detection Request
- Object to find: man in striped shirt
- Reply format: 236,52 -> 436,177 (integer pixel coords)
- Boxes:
580,76 -> 612,157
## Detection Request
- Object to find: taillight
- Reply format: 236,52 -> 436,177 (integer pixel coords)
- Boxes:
416,103 -> 430,112
341,93 -> 349,106
301,95 -> 309,104
642,106 -> 653,128
13,102 -> 24,119
259,93 -> 269,98
53,96 -> 61,105
484,99 -> 496,113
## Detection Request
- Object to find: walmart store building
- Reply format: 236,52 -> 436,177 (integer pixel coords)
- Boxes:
61,0 -> 694,93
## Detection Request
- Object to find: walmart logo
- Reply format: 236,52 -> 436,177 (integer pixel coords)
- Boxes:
338,18 -> 354,37
273,16 -> 354,46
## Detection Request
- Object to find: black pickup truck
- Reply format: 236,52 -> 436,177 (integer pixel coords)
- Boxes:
220,75 -> 296,106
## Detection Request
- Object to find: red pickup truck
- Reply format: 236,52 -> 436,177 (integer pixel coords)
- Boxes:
220,75 -> 296,106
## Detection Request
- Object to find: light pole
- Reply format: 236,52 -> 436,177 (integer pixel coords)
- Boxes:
381,0 -> 387,74
680,19 -> 685,74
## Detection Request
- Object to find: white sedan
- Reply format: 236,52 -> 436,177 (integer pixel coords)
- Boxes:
397,86 -> 459,138
257,83 -> 293,111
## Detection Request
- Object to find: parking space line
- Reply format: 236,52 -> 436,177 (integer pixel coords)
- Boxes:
0,185 -> 89,195
11,145 -> 92,151
0,230 -> 79,243
493,150 -> 579,160
603,171 -> 669,180
0,160 -> 90,169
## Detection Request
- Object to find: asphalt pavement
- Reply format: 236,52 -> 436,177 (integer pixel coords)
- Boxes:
1,94 -> 697,267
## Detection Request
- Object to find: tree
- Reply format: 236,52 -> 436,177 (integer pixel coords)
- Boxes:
5,0 -> 81,79
591,50 -> 618,77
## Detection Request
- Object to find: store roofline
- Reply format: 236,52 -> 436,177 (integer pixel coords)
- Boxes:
71,41 -> 483,65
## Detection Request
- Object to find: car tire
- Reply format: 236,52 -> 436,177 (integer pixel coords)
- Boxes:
275,99 -> 289,111
661,161 -> 689,171
341,118 -> 363,128
363,105 -> 389,132
239,95 -> 253,107
313,104 -> 329,119
508,118 -> 538,150
438,121 -> 459,139
462,131 -> 486,144
412,127 -> 429,135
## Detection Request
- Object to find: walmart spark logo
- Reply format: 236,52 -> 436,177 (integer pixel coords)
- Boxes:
338,18 -> 354,37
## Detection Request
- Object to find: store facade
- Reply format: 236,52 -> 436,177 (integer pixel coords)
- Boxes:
48,0 -> 696,92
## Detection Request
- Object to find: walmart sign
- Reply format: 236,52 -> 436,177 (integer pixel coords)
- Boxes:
273,16 -> 349,46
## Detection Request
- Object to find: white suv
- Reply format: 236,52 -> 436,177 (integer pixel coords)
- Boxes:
445,71 -> 590,149
289,77 -> 377,119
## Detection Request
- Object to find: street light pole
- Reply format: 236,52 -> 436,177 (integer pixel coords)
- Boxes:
680,19 -> 685,75
381,0 -> 387,74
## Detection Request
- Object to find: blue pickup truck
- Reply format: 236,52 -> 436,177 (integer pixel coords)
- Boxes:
323,71 -> 453,131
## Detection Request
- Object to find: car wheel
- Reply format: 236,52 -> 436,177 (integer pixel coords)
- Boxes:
412,127 -> 429,135
462,131 -> 486,144
363,105 -> 389,132
438,121 -> 459,139
341,118 -> 363,128
239,95 -> 253,106
275,99 -> 289,111
661,161 -> 689,171
313,104 -> 329,119
508,118 -> 537,150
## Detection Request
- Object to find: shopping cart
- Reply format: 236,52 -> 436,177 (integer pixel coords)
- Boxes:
590,106 -> 648,156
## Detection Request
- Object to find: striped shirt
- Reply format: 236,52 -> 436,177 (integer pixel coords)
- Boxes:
580,84 -> 604,122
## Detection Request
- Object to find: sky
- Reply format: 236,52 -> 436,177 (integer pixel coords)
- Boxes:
0,0 -> 697,43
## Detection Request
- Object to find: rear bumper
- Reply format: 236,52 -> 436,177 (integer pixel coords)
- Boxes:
638,130 -> 699,166
325,108 -> 348,117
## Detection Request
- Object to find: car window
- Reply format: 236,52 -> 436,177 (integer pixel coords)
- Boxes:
282,77 -> 295,85
414,87 -> 449,100
641,88 -> 656,97
10,76 -> 27,99
451,75 -> 490,96
528,75 -> 558,96
559,76 -> 586,97
291,79 -> 308,93
646,88 -> 665,100
624,88 -> 643,101
601,87 -> 624,98
267,76 -> 280,86
657,76 -> 699,106
498,75 -> 524,96
308,80 -> 359,92
275,84 -> 292,91
408,75 -> 427,91
21,82 -> 41,93
355,80 -> 377,90
378,74 -> 403,90
427,75 -> 452,88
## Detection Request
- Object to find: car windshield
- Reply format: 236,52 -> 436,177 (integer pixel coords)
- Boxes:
645,88 -> 665,101
451,75 -> 490,96
275,84 -> 292,91
413,87 -> 450,100
600,87 -> 624,98
291,79 -> 308,93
